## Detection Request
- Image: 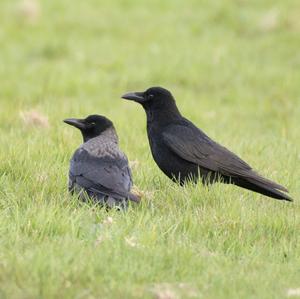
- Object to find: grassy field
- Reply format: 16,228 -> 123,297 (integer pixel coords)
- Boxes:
0,0 -> 300,298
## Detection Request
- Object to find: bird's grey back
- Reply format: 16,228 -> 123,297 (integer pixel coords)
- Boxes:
69,127 -> 133,202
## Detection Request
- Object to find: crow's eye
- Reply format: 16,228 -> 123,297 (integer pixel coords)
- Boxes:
148,94 -> 154,100
90,122 -> 96,126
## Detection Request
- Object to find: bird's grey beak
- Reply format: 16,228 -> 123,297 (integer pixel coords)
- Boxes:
63,118 -> 86,130
121,91 -> 145,103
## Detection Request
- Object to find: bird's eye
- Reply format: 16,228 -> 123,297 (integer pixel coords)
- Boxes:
90,122 -> 96,126
148,94 -> 154,100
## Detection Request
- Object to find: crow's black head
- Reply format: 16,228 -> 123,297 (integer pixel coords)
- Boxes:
122,86 -> 177,109
64,114 -> 114,142
122,87 -> 181,123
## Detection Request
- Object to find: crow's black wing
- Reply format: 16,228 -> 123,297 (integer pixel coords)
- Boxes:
162,122 -> 251,174
162,121 -> 288,193
69,148 -> 139,202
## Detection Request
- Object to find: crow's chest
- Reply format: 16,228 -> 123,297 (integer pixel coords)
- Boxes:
148,132 -> 171,165
147,127 -> 198,181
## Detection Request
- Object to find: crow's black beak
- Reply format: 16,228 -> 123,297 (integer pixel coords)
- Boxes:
63,118 -> 86,130
121,91 -> 145,103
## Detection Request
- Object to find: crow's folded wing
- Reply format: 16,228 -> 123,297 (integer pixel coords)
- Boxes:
162,123 -> 287,192
162,123 -> 250,174
69,148 -> 137,201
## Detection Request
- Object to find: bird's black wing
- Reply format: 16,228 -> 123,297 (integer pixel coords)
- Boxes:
69,148 -> 139,202
162,121 -> 288,193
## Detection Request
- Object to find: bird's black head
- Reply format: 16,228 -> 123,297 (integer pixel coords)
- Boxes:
122,87 -> 181,124
122,86 -> 178,111
64,114 -> 114,142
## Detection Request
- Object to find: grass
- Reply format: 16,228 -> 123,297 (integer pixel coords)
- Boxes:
0,0 -> 300,298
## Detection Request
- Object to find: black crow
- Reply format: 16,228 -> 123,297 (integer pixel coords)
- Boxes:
122,87 -> 292,201
64,114 -> 140,209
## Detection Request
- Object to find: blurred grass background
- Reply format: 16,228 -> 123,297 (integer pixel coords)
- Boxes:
0,0 -> 299,298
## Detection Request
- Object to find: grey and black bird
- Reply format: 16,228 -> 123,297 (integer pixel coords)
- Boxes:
122,87 -> 292,201
64,114 -> 140,209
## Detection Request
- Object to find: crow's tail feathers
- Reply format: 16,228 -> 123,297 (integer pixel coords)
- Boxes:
127,192 -> 141,203
234,173 -> 292,202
